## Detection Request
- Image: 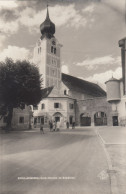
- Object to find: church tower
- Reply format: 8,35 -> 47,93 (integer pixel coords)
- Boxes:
33,5 -> 62,96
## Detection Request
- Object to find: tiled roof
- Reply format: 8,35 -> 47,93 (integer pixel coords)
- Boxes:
62,73 -> 106,97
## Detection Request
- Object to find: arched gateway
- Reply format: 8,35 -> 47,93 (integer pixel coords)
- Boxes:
80,113 -> 91,126
94,111 -> 107,126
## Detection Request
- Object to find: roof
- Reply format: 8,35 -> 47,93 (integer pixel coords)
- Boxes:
105,77 -> 120,84
41,86 -> 54,99
40,5 -> 55,39
62,73 -> 106,97
119,37 -> 126,47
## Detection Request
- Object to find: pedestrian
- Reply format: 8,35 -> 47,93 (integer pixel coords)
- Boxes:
49,120 -> 53,131
53,121 -> 56,131
56,121 -> 60,131
40,123 -> 44,134
72,121 -> 75,129
66,121 -> 69,129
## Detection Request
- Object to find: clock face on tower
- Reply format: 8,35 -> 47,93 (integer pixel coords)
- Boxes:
52,40 -> 56,45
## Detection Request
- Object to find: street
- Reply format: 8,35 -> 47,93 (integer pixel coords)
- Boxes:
0,128 -> 111,194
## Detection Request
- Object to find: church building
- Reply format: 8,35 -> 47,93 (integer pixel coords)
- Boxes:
31,6 -> 112,128
0,6 -> 125,129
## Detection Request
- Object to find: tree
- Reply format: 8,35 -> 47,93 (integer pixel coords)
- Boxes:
0,58 -> 50,129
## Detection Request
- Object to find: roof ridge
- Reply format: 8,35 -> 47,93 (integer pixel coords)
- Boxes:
62,73 -> 101,87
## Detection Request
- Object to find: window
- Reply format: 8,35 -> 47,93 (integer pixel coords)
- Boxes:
54,103 -> 60,108
54,48 -> 56,54
33,105 -> 38,110
51,46 -> 53,53
41,103 -> 45,109
69,116 -> 73,124
64,90 -> 67,95
19,117 -> 24,124
69,103 -> 74,109
41,116 -> 44,124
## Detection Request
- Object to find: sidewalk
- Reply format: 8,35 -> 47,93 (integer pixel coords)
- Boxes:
97,126 -> 126,194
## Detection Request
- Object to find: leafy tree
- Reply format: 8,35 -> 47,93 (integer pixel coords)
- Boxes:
0,58 -> 48,129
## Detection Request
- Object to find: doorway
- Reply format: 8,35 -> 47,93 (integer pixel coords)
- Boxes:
112,116 -> 118,126
69,116 -> 73,125
55,116 -> 60,122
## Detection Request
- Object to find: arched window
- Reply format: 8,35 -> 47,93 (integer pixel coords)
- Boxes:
41,103 -> 45,109
64,90 -> 67,95
54,48 -> 56,54
51,46 -> 53,53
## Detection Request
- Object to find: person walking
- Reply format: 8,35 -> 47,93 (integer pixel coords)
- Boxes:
72,121 -> 75,129
40,123 -> 44,134
53,121 -> 56,132
66,121 -> 69,129
56,121 -> 60,131
49,120 -> 53,131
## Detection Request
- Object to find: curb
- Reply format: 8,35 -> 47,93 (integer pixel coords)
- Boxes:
95,129 -> 119,194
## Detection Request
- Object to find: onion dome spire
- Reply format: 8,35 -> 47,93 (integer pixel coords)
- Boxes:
40,5 -> 55,39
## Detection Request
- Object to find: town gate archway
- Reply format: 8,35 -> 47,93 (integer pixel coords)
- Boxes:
94,111 -> 107,126
80,113 -> 91,126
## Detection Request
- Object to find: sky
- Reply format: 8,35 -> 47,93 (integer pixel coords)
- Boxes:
0,0 -> 126,90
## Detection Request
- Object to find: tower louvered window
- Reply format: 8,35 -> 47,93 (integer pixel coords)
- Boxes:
51,46 -> 53,53
54,48 -> 56,54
